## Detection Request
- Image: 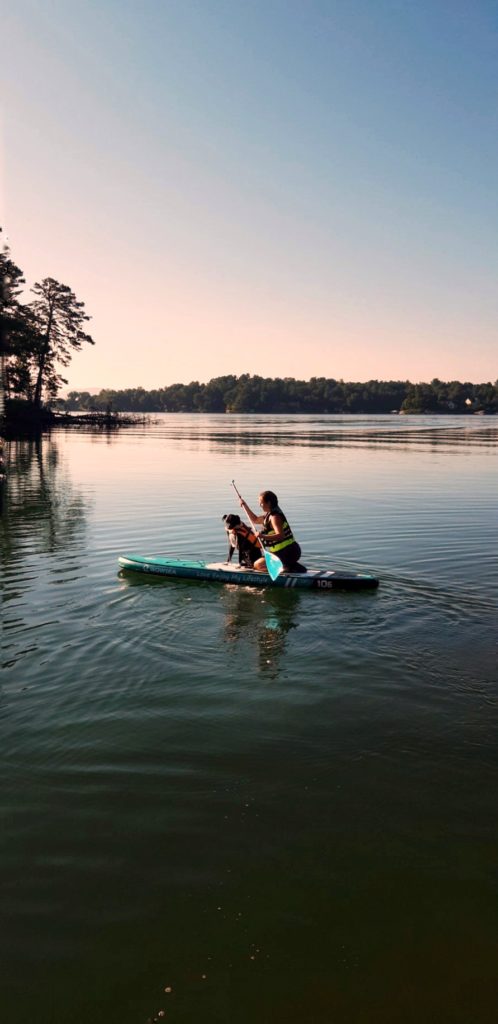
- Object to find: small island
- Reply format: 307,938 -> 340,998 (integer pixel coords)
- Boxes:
62,376 -> 498,417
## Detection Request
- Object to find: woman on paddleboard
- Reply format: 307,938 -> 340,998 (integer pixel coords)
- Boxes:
238,490 -> 306,573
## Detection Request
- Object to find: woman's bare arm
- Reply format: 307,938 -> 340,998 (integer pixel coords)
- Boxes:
239,499 -> 265,526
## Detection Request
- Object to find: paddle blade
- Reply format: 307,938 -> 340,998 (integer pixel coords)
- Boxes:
264,548 -> 284,581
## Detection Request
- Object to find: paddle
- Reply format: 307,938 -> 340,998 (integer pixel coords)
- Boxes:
231,480 -> 284,581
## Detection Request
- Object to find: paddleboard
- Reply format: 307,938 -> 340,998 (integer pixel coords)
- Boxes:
118,554 -> 379,591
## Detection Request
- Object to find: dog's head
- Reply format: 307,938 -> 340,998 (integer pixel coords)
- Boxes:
222,513 -> 241,531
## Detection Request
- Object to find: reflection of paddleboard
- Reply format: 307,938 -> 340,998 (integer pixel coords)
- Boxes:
118,554 -> 379,591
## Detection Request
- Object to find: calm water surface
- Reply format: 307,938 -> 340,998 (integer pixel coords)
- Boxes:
2,415 -> 498,1023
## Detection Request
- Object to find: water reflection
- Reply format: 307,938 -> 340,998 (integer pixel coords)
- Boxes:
118,569 -> 301,680
221,585 -> 300,680
2,437 -> 89,563
135,414 -> 498,456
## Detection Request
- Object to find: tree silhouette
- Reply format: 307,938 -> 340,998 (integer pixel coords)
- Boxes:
0,234 -> 35,403
30,278 -> 94,409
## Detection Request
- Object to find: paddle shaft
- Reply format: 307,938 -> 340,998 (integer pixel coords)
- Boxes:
231,480 -> 264,549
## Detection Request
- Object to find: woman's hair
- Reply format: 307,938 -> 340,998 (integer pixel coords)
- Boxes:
260,490 -> 278,508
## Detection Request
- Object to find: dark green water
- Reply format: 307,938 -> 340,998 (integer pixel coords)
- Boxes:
2,415 -> 497,1023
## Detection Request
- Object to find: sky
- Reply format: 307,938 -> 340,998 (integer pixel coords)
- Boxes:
1,0 -> 497,389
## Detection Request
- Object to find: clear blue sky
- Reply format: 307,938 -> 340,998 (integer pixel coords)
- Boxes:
2,0 -> 497,387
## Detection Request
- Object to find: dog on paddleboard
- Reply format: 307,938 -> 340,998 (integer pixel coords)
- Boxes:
222,514 -> 261,568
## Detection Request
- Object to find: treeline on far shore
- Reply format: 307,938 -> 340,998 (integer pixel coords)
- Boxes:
63,376 -> 498,415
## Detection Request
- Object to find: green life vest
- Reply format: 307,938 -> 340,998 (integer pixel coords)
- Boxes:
262,506 -> 295,553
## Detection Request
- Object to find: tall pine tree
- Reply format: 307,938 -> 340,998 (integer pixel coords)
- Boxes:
30,278 -> 94,409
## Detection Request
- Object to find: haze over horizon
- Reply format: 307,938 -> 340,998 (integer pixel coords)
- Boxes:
2,1 -> 497,390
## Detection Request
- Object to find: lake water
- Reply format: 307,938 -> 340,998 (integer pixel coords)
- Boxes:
2,414 -> 497,1023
